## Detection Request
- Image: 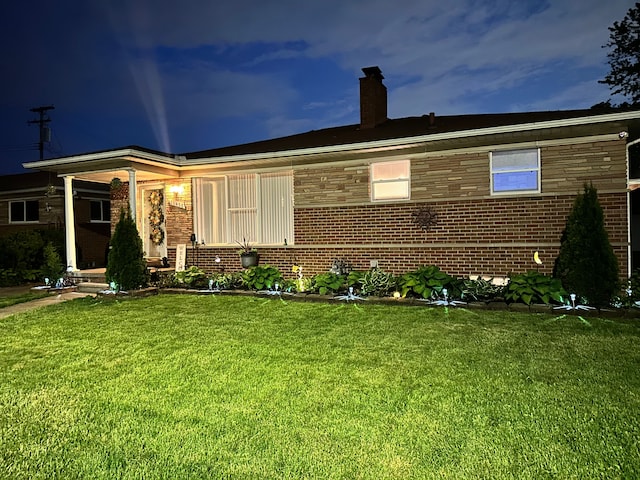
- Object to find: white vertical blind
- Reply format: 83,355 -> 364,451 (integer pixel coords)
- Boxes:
261,171 -> 293,244
227,174 -> 257,244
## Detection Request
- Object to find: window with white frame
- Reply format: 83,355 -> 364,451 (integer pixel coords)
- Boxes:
90,199 -> 110,222
370,160 -> 410,201
9,200 -> 39,223
490,148 -> 540,194
193,171 -> 293,245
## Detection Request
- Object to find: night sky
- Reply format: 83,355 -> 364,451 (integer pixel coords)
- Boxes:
0,0 -> 633,174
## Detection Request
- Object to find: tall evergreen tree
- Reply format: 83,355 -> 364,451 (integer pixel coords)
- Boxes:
599,2 -> 640,105
553,184 -> 619,307
106,208 -> 148,291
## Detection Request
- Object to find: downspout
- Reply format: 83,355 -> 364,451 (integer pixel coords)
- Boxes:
626,137 -> 640,278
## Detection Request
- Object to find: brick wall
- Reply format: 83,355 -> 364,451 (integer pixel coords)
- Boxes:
110,183 -> 130,235
164,181 -> 194,246
137,137 -> 632,280
294,140 -> 626,207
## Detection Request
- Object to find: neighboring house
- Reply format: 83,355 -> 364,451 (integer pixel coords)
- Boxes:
0,172 -> 111,268
23,67 -> 640,280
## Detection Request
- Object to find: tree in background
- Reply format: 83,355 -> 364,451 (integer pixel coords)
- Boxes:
106,208 -> 148,291
599,2 -> 640,105
553,184 -> 619,307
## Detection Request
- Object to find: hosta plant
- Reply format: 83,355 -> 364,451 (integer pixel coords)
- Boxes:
172,266 -> 208,288
209,272 -> 243,290
358,268 -> 396,297
242,265 -> 283,291
461,277 -> 505,302
397,265 -> 462,299
504,270 -> 566,305
311,273 -> 345,295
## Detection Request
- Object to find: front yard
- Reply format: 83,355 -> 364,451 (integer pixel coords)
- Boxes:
1,295 -> 639,478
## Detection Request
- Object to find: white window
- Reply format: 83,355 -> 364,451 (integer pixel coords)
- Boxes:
90,200 -> 110,222
10,200 -> 39,223
490,149 -> 540,194
193,171 -> 293,245
371,160 -> 410,201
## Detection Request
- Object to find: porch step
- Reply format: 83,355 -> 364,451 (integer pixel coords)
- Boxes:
69,269 -> 106,284
76,282 -> 109,294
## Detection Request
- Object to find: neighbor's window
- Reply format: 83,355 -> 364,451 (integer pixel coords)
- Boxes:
371,160 -> 410,201
9,200 -> 39,223
490,148 -> 540,194
193,171 -> 294,245
90,200 -> 110,222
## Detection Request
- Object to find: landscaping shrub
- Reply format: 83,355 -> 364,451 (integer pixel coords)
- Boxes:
172,266 -> 208,288
208,272 -> 243,290
41,242 -> 64,283
106,209 -> 148,291
358,268 -> 397,297
504,270 -> 566,305
461,277 -> 505,302
242,265 -> 283,290
553,183 -> 619,307
0,230 -> 50,286
397,265 -> 462,299
311,272 -> 345,295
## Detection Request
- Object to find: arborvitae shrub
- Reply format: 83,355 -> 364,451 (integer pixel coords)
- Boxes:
41,242 -> 64,283
106,208 -> 148,290
553,183 -> 619,307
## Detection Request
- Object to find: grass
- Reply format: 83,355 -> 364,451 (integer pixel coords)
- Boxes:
0,294 -> 639,479
0,290 -> 49,309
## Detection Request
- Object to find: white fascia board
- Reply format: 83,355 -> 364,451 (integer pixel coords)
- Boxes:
22,148 -> 179,170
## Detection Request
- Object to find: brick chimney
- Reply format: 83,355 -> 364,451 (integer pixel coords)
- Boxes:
359,66 -> 387,129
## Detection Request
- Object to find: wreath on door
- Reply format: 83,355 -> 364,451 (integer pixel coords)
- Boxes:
148,189 -> 165,245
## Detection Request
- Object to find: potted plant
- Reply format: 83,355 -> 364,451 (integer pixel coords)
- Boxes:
237,237 -> 259,268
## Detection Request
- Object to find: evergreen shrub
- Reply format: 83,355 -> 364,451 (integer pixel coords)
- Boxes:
553,183 -> 619,307
106,209 -> 148,291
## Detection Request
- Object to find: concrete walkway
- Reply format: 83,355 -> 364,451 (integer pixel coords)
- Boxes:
0,289 -> 95,319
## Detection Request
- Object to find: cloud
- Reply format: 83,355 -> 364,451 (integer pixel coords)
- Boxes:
0,0 -> 634,168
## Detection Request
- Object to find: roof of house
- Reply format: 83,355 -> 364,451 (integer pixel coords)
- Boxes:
182,108 -> 621,160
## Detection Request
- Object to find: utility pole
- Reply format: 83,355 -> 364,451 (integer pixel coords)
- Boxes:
28,105 -> 55,160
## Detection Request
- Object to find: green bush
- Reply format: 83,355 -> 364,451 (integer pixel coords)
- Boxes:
397,265 -> 461,299
0,230 -> 53,286
311,273 -> 345,295
209,272 -> 243,290
41,242 -> 64,283
242,265 -> 283,291
172,266 -> 208,288
553,183 -> 619,307
504,271 -> 566,305
358,268 -> 396,297
461,277 -> 505,302
106,209 -> 148,291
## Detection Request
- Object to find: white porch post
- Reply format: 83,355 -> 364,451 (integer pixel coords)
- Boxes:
63,175 -> 77,271
128,169 -> 137,220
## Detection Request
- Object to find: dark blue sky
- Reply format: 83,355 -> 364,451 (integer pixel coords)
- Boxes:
0,0 -> 633,175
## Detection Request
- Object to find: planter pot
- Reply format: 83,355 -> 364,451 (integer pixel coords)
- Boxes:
240,253 -> 259,268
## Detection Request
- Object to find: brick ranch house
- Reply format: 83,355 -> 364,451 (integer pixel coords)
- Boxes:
23,67 -> 640,281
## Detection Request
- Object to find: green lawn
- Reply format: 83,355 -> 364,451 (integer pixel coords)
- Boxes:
1,294 -> 639,479
0,290 -> 49,309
